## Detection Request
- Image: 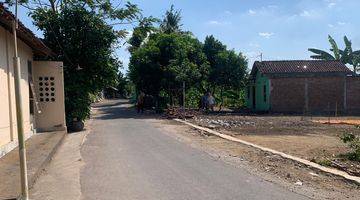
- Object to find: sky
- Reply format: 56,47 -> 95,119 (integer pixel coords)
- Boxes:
15,0 -> 360,73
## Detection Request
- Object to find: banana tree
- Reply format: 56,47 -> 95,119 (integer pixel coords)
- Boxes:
308,35 -> 360,73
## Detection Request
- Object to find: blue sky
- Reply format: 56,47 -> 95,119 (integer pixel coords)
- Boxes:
16,0 -> 360,73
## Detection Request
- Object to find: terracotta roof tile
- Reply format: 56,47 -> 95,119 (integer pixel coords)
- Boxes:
0,3 -> 53,57
252,60 -> 352,75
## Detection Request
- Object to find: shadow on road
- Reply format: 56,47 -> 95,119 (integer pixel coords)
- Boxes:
92,99 -> 160,120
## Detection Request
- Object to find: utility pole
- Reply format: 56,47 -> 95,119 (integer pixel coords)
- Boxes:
13,1 -> 29,199
182,81 -> 186,109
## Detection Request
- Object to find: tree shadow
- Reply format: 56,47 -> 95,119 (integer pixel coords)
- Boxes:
92,100 -> 160,120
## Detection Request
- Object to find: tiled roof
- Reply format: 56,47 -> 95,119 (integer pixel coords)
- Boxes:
251,60 -> 352,75
0,3 -> 53,57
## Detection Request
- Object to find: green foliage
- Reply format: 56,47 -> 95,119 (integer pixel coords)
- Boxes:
203,35 -> 248,109
341,132 -> 360,161
128,7 -> 248,110
203,35 -> 227,85
129,32 -> 209,98
128,17 -> 159,53
24,1 -> 142,123
117,72 -> 135,98
308,35 -> 360,73
160,5 -> 182,34
314,158 -> 332,167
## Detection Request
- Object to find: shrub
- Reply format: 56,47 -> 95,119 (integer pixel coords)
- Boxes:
341,131 -> 360,161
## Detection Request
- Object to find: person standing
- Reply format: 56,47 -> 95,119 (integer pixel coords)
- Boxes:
137,91 -> 145,113
207,92 -> 216,111
200,92 -> 208,110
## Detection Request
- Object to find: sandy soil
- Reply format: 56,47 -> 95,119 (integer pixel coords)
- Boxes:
151,119 -> 360,200
189,114 -> 360,176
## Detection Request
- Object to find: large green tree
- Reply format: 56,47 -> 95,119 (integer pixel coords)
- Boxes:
203,35 -> 227,91
129,33 -> 209,105
203,35 -> 247,109
10,0 -> 143,125
129,6 -> 248,110
309,35 -> 360,73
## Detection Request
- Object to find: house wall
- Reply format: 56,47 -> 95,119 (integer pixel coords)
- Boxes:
0,26 -> 34,152
33,61 -> 66,132
270,76 -> 346,113
346,76 -> 360,114
307,77 -> 345,113
246,70 -> 270,111
270,77 -> 306,113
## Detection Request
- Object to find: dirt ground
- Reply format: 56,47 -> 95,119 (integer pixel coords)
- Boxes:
151,119 -> 360,200
189,114 -> 360,176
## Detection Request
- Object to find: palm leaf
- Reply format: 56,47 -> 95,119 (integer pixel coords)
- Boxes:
343,36 -> 353,54
328,35 -> 340,60
308,48 -> 335,60
353,50 -> 360,55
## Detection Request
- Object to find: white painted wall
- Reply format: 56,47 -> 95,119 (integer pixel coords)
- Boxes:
0,26 -> 33,148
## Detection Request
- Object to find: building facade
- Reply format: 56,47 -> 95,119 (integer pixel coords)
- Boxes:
246,60 -> 360,114
0,5 -> 66,157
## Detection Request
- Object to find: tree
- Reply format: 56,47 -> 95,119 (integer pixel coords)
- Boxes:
203,35 -> 248,110
203,35 -> 227,91
160,5 -> 182,34
129,33 -> 209,107
128,16 -> 159,53
309,35 -> 360,73
10,0 -> 143,126
212,50 -> 247,109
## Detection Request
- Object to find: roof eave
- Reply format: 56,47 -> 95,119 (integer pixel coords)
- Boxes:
0,4 -> 55,58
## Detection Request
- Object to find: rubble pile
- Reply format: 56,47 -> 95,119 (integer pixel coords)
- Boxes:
194,117 -> 256,129
165,107 -> 200,119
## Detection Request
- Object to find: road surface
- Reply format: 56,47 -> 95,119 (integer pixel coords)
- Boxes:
81,100 -> 308,200
33,100 -> 310,200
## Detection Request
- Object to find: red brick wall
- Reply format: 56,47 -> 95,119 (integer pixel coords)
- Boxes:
270,77 -> 306,113
346,77 -> 360,114
270,76 -> 346,113
307,77 -> 345,113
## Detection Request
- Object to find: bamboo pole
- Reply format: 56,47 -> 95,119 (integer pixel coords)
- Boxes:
13,1 -> 29,199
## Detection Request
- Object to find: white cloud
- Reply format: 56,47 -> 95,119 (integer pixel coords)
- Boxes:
337,21 -> 346,25
328,2 -> 336,8
247,5 -> 278,16
259,32 -> 274,39
299,10 -> 321,19
206,20 -> 231,26
248,9 -> 256,15
328,24 -> 334,28
208,20 -> 221,25
300,10 -> 311,17
224,10 -> 232,15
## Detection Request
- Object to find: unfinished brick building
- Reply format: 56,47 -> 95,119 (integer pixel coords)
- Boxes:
246,60 -> 360,114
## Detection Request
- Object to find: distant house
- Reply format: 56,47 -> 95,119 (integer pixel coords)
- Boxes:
246,60 -> 360,114
0,4 -> 66,157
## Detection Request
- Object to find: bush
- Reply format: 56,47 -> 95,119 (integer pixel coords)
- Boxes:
341,131 -> 360,161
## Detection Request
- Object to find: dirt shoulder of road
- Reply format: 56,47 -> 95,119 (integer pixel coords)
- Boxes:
190,114 -> 360,177
149,118 -> 360,200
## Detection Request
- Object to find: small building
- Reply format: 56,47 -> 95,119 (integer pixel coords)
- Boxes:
0,5 -> 66,157
246,60 -> 360,114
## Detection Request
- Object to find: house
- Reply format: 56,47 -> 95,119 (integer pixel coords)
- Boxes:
0,5 -> 66,157
246,60 -> 360,114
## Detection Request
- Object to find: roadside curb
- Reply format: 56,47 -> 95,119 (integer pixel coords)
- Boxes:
28,131 -> 67,191
174,118 -> 360,185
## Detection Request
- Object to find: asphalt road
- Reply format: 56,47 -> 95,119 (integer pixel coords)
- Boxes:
79,100 -> 309,200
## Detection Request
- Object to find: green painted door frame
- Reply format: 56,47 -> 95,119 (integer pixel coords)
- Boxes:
246,70 -> 270,111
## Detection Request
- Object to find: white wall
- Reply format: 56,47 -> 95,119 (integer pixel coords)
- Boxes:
0,26 -> 33,147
